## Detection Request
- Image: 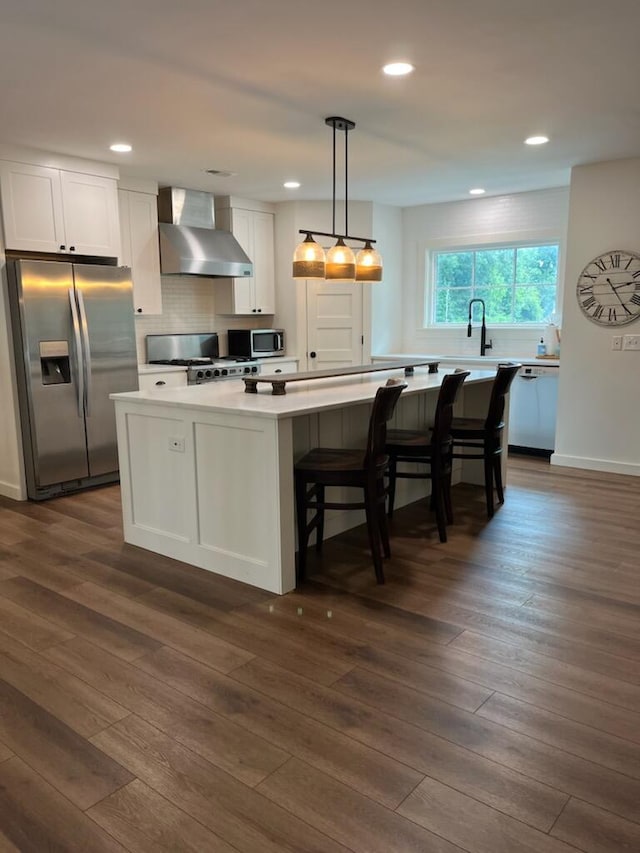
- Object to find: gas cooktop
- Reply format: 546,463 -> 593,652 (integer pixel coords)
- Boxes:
146,334 -> 259,384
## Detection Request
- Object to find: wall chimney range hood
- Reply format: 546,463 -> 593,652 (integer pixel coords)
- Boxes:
157,187 -> 253,278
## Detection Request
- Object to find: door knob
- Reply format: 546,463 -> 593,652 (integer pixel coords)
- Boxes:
310,351 -> 317,358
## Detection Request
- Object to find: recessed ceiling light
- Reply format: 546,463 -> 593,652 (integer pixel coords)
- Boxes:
469,188 -> 486,195
284,181 -> 301,189
382,62 -> 415,77
524,135 -> 549,146
110,143 -> 132,153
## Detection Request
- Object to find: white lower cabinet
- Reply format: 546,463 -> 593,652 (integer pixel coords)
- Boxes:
258,360 -> 298,375
137,370 -> 187,390
118,187 -> 162,315
0,160 -> 120,257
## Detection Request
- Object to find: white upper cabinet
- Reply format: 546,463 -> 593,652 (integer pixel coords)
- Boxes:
118,186 -> 162,315
0,160 -> 120,257
214,198 -> 275,315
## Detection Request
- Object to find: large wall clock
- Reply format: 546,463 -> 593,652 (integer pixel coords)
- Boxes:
577,249 -> 640,325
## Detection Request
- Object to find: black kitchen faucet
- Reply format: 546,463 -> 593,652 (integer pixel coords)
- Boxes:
467,299 -> 493,356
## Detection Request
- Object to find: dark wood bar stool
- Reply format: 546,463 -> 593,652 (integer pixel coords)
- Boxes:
294,380 -> 407,585
385,371 -> 470,542
450,362 -> 521,518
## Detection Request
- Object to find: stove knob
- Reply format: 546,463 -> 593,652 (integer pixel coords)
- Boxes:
222,368 -> 228,376
251,365 -> 258,374
196,370 -> 204,379
243,366 -> 250,374
213,369 -> 220,377
205,369 -> 212,378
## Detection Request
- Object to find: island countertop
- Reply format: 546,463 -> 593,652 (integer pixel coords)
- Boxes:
112,365 -> 497,419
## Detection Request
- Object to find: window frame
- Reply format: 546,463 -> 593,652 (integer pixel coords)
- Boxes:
423,236 -> 563,329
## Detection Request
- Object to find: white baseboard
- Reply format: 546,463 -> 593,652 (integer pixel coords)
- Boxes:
0,479 -> 27,501
550,453 -> 640,477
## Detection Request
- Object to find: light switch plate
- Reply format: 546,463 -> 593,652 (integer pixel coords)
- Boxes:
623,334 -> 640,351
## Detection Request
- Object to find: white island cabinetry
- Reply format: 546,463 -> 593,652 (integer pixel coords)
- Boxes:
112,367 -> 495,594
258,359 -> 298,376
0,160 -> 120,257
214,196 -> 275,315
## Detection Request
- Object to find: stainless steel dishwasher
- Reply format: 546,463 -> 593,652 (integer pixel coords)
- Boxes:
508,363 -> 559,454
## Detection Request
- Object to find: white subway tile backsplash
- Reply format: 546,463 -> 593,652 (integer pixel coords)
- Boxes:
135,276 -> 275,362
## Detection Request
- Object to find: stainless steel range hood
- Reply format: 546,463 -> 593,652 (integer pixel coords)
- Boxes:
157,187 -> 253,278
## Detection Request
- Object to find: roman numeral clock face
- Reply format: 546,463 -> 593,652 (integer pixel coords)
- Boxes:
577,250 -> 640,325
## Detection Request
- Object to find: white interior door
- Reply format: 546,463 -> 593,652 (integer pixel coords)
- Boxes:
306,280 -> 363,370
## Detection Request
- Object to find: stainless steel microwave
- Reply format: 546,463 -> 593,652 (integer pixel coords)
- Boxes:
227,328 -> 285,358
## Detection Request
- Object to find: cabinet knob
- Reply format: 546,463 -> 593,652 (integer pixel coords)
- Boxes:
310,351 -> 317,359
155,380 -> 166,386
136,308 -> 143,313
69,246 -> 76,252
275,368 -> 282,373
258,308 -> 262,313
252,309 -> 256,313
59,245 -> 66,251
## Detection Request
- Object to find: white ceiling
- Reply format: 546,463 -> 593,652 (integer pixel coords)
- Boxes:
2,0 -> 640,207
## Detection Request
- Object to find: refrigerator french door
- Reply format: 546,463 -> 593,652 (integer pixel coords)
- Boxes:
8,258 -> 138,499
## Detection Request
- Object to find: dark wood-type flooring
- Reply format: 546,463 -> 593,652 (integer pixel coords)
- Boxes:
0,455 -> 638,852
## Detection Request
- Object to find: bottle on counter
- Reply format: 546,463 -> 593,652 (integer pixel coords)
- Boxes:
537,337 -> 547,356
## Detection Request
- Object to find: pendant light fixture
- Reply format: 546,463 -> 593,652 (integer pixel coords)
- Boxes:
292,116 -> 382,283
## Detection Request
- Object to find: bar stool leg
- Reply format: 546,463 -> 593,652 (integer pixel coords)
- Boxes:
364,485 -> 385,584
315,484 -> 325,552
387,455 -> 398,519
484,449 -> 495,519
295,473 -> 309,580
494,454 -> 505,505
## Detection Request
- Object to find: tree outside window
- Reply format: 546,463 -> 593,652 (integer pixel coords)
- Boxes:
430,243 -> 559,325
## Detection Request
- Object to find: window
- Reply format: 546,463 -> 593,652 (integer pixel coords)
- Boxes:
428,242 -> 559,325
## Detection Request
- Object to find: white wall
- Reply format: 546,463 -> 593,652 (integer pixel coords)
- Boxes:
401,188 -> 569,358
553,158 -> 640,476
0,249 -> 27,500
371,203 -> 403,355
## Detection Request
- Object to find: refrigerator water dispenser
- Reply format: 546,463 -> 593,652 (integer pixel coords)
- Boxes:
39,340 -> 71,385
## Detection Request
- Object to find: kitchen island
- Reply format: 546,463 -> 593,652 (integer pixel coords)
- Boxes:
111,366 -> 496,593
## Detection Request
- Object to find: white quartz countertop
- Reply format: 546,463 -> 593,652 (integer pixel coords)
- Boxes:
373,352 -> 560,367
112,365 -> 496,420
138,364 -> 188,375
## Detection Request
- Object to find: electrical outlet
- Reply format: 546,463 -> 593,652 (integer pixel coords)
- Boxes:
623,334 -> 640,351
168,436 -> 185,452
612,335 -> 622,351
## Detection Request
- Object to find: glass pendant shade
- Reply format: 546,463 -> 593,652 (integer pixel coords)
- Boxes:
325,237 -> 356,281
292,234 -> 326,279
356,241 -> 383,282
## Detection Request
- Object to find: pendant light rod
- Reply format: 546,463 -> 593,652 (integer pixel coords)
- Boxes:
297,229 -> 376,244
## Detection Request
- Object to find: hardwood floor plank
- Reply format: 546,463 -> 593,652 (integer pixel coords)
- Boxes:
63,580 -> 255,673
138,586 -> 352,685
85,543 -> 273,610
244,597 -> 493,712
0,677 -> 132,809
258,757 -> 466,853
0,550 -> 86,592
476,692 -> 640,779
0,630 -> 129,738
333,666 -> 640,825
44,637 -> 289,787
0,594 -> 74,651
0,577 -> 160,662
91,714 -> 352,853
524,591 -> 640,641
551,797 -> 640,853
450,629 -> 640,713
135,644 -> 422,809
398,774 -> 579,853
88,778 -> 237,853
231,655 -> 568,831
0,756 -> 127,852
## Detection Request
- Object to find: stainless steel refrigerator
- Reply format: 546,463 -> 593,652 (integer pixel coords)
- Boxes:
7,258 -> 138,499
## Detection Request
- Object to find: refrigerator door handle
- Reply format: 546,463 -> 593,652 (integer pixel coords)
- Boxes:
68,288 -> 85,417
76,289 -> 93,417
